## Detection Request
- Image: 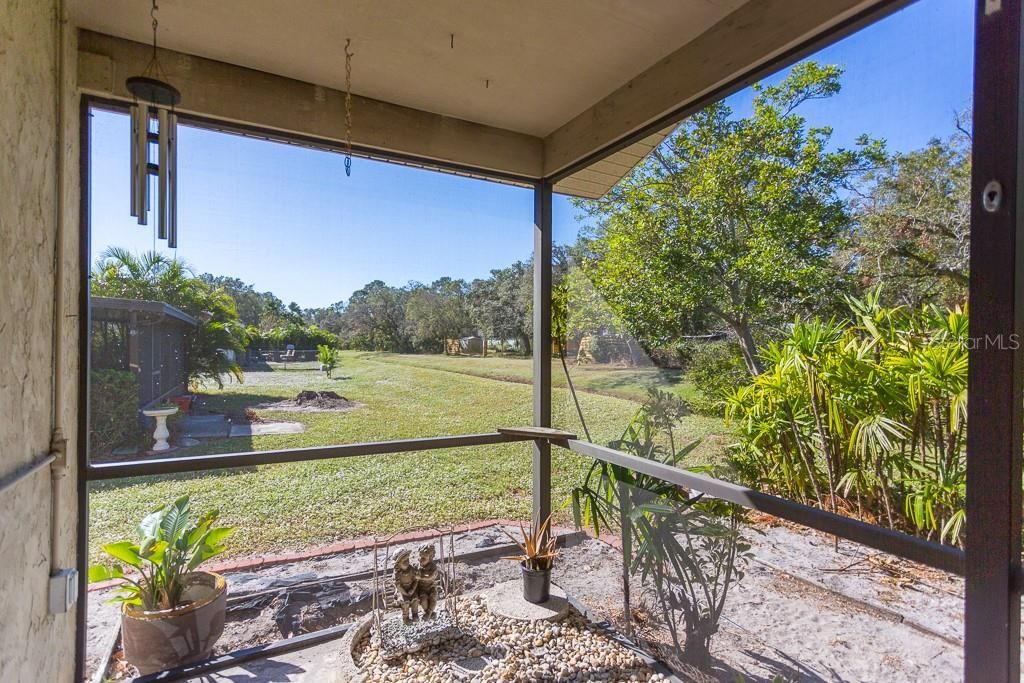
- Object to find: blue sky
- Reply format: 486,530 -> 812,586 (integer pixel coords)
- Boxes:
90,0 -> 973,309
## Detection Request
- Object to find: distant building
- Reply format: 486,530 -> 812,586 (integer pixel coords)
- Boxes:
90,296 -> 197,408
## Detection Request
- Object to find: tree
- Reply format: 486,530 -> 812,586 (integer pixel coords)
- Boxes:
92,248 -> 248,387
198,275 -> 261,327
405,278 -> 473,353
340,280 -> 411,351
467,262 -> 532,354
850,119 -> 970,307
307,301 -> 347,336
575,62 -> 880,375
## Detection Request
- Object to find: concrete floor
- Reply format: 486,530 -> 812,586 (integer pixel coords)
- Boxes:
185,639 -> 346,683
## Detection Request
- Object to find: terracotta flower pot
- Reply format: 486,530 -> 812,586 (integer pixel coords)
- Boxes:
521,564 -> 551,604
121,571 -> 227,675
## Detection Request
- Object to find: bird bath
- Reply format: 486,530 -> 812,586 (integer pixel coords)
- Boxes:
142,405 -> 178,451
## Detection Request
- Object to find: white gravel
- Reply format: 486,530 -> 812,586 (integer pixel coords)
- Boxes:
353,595 -> 670,683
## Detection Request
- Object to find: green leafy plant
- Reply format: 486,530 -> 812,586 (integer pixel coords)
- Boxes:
317,344 -> 340,378
724,290 -> 967,546
88,495 -> 234,610
686,341 -> 749,416
501,514 -> 558,570
88,369 -> 140,457
633,491 -> 750,670
570,390 -> 749,668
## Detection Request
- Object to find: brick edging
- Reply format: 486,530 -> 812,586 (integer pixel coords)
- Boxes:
88,518 -> 530,592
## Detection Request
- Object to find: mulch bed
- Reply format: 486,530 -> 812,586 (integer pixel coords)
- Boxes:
261,390 -> 361,412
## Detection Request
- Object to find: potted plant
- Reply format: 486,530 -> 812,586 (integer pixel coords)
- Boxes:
502,514 -> 558,603
89,495 -> 235,674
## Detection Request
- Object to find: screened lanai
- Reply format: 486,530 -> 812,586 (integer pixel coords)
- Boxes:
1,1 -> 1021,681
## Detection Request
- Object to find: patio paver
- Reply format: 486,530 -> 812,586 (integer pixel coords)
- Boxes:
179,414 -> 231,439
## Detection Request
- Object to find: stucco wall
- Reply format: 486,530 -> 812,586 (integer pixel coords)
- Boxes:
0,0 -> 80,681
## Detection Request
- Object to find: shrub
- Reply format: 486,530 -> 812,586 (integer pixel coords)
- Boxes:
686,341 -> 748,415
587,334 -> 631,364
724,291 -> 967,546
248,323 -> 339,351
89,369 -> 139,457
317,344 -> 340,378
571,390 -> 749,669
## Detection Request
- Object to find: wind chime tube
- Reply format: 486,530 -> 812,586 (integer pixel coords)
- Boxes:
134,105 -> 150,225
129,104 -> 139,218
157,107 -> 169,240
167,112 -> 178,248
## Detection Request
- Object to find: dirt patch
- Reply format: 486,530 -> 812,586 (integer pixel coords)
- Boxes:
261,390 -> 361,413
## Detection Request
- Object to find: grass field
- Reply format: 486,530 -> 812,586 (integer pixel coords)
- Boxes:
88,353 -> 729,562
363,352 -> 701,403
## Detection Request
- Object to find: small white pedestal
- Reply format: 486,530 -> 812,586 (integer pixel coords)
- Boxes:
142,405 -> 178,452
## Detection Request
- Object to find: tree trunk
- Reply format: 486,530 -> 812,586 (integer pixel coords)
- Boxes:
732,320 -> 763,375
619,481 -> 633,638
519,331 -> 532,356
681,627 -> 713,670
624,337 -> 644,367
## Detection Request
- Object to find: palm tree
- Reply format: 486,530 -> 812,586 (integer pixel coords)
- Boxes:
92,248 -> 247,388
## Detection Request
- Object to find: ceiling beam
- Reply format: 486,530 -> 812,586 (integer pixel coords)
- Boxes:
542,0 -> 889,178
76,30 -> 543,180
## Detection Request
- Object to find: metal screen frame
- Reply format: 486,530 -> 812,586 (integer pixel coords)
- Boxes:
75,3 -> 1022,679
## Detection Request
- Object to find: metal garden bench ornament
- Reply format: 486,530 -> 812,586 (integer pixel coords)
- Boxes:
127,0 -> 180,248
370,530 -> 461,660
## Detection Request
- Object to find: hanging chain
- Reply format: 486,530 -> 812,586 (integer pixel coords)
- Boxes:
344,38 -> 354,177
143,0 -> 164,78
150,0 -> 159,62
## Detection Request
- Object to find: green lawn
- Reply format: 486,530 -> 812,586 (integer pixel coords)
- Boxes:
88,353 -> 729,562
362,351 -> 701,403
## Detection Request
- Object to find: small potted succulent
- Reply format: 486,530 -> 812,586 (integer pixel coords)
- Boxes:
503,514 -> 558,603
89,495 -> 235,674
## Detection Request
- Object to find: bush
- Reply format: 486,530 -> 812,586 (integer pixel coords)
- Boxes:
317,344 -> 340,378
571,389 -> 749,669
89,369 -> 139,457
686,341 -> 748,415
724,293 -> 968,546
247,323 -> 339,351
586,334 -> 631,364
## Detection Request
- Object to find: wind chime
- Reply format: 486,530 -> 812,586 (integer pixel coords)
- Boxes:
127,0 -> 180,247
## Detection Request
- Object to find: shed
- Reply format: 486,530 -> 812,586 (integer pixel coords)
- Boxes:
90,296 -> 197,408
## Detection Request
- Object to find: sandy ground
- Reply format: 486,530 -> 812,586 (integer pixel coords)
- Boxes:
86,522 -> 976,682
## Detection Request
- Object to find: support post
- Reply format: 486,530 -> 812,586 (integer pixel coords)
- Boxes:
533,179 -> 553,531
965,1 -> 1024,680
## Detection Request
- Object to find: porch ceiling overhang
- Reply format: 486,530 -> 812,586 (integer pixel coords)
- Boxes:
70,0 -> 888,197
